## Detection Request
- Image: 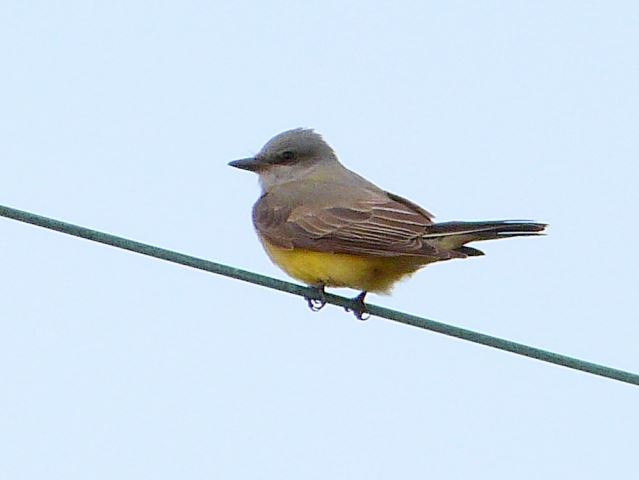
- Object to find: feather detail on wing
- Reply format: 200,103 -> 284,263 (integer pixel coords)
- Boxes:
253,190 -> 452,258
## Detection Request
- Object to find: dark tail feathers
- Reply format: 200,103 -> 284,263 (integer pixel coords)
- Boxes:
424,220 -> 547,257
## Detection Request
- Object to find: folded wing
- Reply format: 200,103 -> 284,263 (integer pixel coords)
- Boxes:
255,189 -> 449,258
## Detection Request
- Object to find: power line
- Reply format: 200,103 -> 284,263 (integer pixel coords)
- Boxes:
1,203 -> 637,387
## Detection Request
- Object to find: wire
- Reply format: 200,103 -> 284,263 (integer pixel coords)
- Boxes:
1,203 -> 637,387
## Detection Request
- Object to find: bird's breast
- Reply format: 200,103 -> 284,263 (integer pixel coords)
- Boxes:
259,237 -> 426,293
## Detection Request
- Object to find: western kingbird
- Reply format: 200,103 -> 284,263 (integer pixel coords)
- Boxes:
229,128 -> 545,318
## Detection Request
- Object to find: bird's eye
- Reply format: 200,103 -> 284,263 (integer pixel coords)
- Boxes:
280,150 -> 296,161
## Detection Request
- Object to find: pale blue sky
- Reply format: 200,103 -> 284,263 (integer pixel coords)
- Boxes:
1,1 -> 638,478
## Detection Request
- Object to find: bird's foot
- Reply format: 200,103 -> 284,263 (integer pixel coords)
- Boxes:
345,291 -> 370,320
305,285 -> 327,312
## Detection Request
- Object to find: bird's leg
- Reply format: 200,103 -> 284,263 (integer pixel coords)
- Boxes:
305,284 -> 327,312
345,291 -> 370,320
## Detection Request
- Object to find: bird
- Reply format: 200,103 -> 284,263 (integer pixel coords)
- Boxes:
229,128 -> 545,318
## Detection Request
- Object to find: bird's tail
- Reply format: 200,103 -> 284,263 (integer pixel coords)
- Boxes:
424,220 -> 547,257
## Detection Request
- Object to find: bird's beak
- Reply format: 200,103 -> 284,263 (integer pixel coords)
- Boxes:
228,157 -> 261,172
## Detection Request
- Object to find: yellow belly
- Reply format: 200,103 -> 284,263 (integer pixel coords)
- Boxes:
261,240 -> 427,293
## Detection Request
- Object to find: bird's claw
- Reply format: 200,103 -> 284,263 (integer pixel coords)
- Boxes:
344,292 -> 370,320
307,297 -> 326,312
305,286 -> 327,312
347,308 -> 370,321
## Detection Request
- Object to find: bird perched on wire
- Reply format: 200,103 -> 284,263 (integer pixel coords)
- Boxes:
229,128 -> 546,319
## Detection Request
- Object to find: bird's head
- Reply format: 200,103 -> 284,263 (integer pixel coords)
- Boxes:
229,128 -> 339,190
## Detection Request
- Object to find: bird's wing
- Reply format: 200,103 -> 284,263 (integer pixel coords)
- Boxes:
253,188 -> 454,258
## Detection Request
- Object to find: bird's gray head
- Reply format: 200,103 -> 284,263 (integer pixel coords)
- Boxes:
258,128 -> 336,164
229,128 -> 339,190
